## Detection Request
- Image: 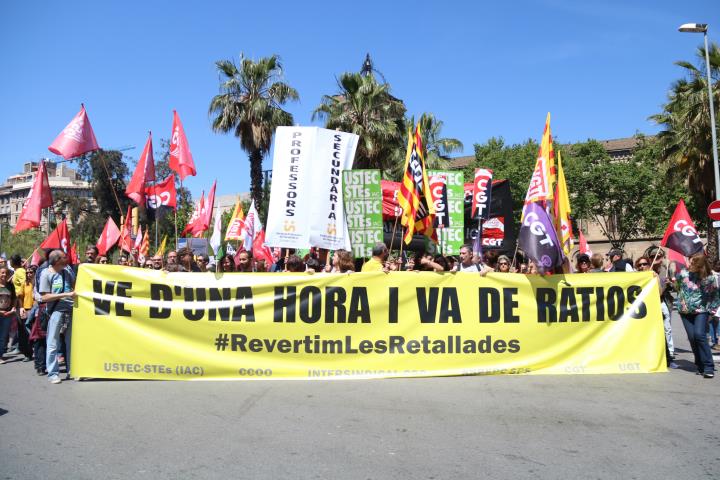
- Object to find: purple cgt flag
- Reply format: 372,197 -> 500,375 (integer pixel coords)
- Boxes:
518,203 -> 564,273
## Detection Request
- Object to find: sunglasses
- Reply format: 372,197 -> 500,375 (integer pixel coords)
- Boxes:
638,263 -> 649,267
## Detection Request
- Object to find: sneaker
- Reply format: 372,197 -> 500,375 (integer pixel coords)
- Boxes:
49,375 -> 61,384
8,348 -> 21,355
703,372 -> 714,379
0,358 -> 6,365
668,362 -> 679,369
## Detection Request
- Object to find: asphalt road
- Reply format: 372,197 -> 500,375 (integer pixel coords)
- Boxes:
1,312 -> 718,480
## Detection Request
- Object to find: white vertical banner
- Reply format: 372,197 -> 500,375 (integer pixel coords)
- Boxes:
265,127 -> 317,248
308,129 -> 358,249
266,127 -> 358,249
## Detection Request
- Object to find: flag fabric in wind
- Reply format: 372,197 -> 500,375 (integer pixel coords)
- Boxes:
14,160 -> 53,233
518,202 -> 564,273
522,113 -> 555,217
119,206 -> 134,252
40,219 -> 70,252
225,200 -> 245,241
48,104 -> 100,159
243,201 -> 262,251
209,207 -> 223,255
126,133 -> 156,205
69,242 -> 79,265
96,217 -> 121,256
398,125 -> 435,244
169,110 -> 196,180
145,175 -> 176,210
252,230 -> 274,267
197,181 -> 217,237
661,199 -> 704,257
429,174 -> 450,229
553,151 -> 573,256
156,235 -> 168,257
578,230 -> 592,256
133,225 -> 144,251
182,192 -> 205,236
139,230 -> 149,263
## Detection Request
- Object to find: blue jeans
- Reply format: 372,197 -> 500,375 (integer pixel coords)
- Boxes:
709,316 -> 719,346
680,312 -> 714,374
0,314 -> 12,357
46,310 -> 72,378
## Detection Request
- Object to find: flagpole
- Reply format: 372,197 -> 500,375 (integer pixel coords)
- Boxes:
175,179 -> 181,251
388,214 -> 400,257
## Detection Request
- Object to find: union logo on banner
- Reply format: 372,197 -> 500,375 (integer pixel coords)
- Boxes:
525,156 -> 550,202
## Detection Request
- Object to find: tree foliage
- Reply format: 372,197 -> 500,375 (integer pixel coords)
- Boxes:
209,53 -> 298,206
314,72 -> 406,175
650,42 -> 720,255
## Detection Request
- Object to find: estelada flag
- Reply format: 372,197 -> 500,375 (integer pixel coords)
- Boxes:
126,132 -> 155,205
225,200 -> 245,241
48,104 -> 100,159
169,110 -> 196,181
145,175 -> 177,210
398,124 -> 435,244
96,217 -> 121,256
139,230 -> 149,258
14,160 -> 53,233
661,199 -> 704,257
40,218 -> 70,253
553,151 -> 573,256
118,206 -> 134,252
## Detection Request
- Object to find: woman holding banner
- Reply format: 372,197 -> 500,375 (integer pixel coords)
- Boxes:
673,253 -> 719,378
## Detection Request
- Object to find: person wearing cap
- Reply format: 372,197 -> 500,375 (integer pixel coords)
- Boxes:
607,248 -> 633,272
575,254 -> 591,273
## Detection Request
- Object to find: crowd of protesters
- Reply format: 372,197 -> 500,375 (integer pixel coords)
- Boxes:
1,242 -> 717,381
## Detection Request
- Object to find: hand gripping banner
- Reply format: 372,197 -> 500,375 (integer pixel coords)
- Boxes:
71,265 -> 666,380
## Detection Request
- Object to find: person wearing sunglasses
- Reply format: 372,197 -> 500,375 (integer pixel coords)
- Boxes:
495,255 -> 511,273
575,254 -> 592,273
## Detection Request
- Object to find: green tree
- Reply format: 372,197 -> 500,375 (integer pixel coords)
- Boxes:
209,54 -> 298,206
1,226 -> 44,259
70,149 -> 130,246
463,137 -> 539,234
313,72 -> 406,175
650,42 -> 720,255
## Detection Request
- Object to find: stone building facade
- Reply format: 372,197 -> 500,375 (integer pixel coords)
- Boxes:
0,160 -> 93,231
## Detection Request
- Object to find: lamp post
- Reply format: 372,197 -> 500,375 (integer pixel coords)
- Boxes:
679,23 -> 719,258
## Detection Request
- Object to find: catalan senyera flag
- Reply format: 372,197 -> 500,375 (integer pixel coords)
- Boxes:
522,113 -> 555,218
553,151 -> 573,256
140,230 -> 149,258
225,200 -> 245,241
398,124 -> 435,244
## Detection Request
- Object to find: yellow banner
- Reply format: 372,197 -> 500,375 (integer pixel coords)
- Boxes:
71,265 -> 666,380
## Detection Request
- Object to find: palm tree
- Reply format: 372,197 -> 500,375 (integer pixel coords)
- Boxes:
650,42 -> 719,253
313,72 -> 406,174
391,113 -> 463,178
209,54 -> 299,205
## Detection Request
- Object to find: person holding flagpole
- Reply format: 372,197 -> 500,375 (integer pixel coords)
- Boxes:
672,252 -> 718,378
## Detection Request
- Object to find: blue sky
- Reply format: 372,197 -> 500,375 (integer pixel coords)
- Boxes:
1,0 -> 718,198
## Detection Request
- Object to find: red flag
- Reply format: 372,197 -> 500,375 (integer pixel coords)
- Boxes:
40,219 -> 70,253
661,199 -> 704,257
187,180 -> 217,238
578,230 -> 592,256
381,180 -> 402,219
182,192 -> 205,236
96,217 -> 121,256
118,206 -> 134,252
125,132 -> 155,205
48,104 -> 100,159
14,160 -> 53,233
252,229 -> 274,267
69,242 -> 79,265
30,248 -> 42,266
145,175 -> 177,210
169,110 -> 196,180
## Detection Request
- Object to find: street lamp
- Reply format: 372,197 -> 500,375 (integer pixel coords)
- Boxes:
679,23 -> 719,258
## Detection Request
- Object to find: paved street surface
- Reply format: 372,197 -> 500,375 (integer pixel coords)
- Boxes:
1,312 -> 718,480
